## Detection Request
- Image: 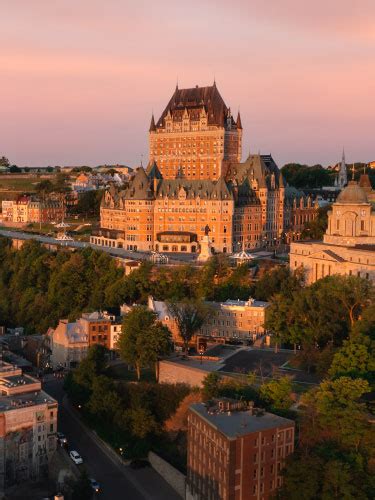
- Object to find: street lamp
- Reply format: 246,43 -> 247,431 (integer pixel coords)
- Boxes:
199,349 -> 204,365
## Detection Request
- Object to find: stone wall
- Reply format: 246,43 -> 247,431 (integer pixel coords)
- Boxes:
148,451 -> 185,499
159,360 -> 208,388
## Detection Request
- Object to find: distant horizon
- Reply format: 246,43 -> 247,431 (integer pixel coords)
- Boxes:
2,1 -> 374,168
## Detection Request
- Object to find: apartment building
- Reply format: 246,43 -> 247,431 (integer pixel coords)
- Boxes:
0,361 -> 58,492
187,399 -> 295,500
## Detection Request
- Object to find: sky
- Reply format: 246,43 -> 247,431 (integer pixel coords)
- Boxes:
1,0 -> 374,168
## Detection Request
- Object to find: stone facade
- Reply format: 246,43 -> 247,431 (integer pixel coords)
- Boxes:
149,297 -> 269,348
290,179 -> 375,283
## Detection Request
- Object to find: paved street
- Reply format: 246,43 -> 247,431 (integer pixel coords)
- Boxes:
43,377 -> 180,500
0,228 -> 197,264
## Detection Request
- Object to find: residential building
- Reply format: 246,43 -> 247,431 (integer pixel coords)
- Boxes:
93,83 -> 316,255
148,296 -> 269,349
47,320 -> 88,370
0,361 -> 57,493
187,399 -> 295,500
47,311 -> 123,369
290,179 -> 375,283
1,197 -> 65,224
79,312 -> 112,350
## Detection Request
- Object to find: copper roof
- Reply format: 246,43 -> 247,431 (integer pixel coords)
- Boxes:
156,83 -> 237,129
336,181 -> 369,204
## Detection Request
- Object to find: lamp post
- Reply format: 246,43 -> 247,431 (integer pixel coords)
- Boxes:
199,349 -> 204,365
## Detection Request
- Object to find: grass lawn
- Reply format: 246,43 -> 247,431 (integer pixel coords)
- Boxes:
0,176 -> 43,191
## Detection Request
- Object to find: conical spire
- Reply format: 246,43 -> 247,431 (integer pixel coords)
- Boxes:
236,110 -> 242,129
149,114 -> 156,132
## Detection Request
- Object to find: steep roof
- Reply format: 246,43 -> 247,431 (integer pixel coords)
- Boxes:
156,84 -> 235,129
156,177 -> 233,200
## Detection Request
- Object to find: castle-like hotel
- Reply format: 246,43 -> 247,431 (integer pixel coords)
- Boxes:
93,83 -> 316,254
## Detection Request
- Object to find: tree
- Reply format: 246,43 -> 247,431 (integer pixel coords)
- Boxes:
301,206 -> 330,240
70,470 -> 93,500
281,163 -> 333,189
265,293 -> 296,353
73,344 -> 108,390
118,306 -> 172,380
277,453 -> 323,500
0,156 -> 10,167
321,460 -> 364,500
259,376 -> 293,410
301,377 -> 370,451
254,266 -> 303,302
330,276 -> 373,327
9,165 -> 21,173
167,299 -> 211,354
329,336 -> 375,383
202,372 -> 221,400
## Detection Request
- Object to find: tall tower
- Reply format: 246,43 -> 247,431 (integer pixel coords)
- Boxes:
337,149 -> 348,188
149,83 -> 242,180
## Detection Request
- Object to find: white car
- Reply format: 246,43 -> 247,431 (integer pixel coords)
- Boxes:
69,450 -> 83,465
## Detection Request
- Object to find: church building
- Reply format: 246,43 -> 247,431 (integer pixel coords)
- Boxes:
290,176 -> 375,283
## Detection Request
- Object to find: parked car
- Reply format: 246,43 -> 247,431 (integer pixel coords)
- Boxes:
69,450 -> 83,465
57,432 -> 67,446
89,478 -> 101,493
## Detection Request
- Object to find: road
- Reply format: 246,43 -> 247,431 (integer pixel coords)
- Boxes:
43,377 -> 180,500
0,228 -> 197,264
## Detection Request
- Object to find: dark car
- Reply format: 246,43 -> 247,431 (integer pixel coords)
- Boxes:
89,478 -> 101,493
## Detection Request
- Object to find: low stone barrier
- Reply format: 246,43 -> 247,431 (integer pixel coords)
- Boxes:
148,451 -> 186,499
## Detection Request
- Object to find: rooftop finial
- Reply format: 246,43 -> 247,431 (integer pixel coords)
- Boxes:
351,163 -> 355,181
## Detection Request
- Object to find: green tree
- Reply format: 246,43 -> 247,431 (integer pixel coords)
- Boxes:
202,372 -> 221,400
301,206 -> 330,240
301,377 -> 370,451
277,453 -> 323,500
254,266 -> 303,302
118,306 -> 171,380
167,299 -> 211,354
329,336 -> 375,384
321,460 -> 364,500
259,376 -> 293,410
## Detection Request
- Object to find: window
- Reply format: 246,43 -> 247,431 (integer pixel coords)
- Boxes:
50,423 -> 54,432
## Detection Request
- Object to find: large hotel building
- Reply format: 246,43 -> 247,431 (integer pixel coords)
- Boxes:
92,83 -> 316,254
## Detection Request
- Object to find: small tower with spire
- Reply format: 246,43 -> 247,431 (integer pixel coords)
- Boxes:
149,114 -> 156,132
337,148 -> 348,188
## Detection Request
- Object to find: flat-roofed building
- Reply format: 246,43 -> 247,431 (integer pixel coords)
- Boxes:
148,296 -> 269,349
187,399 -> 295,500
0,363 -> 58,493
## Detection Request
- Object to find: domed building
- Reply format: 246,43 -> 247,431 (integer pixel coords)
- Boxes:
290,180 -> 375,283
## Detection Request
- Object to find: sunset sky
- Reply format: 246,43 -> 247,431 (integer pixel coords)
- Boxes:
1,0 -> 374,168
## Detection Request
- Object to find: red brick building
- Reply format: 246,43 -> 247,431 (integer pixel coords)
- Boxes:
187,399 -> 295,500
